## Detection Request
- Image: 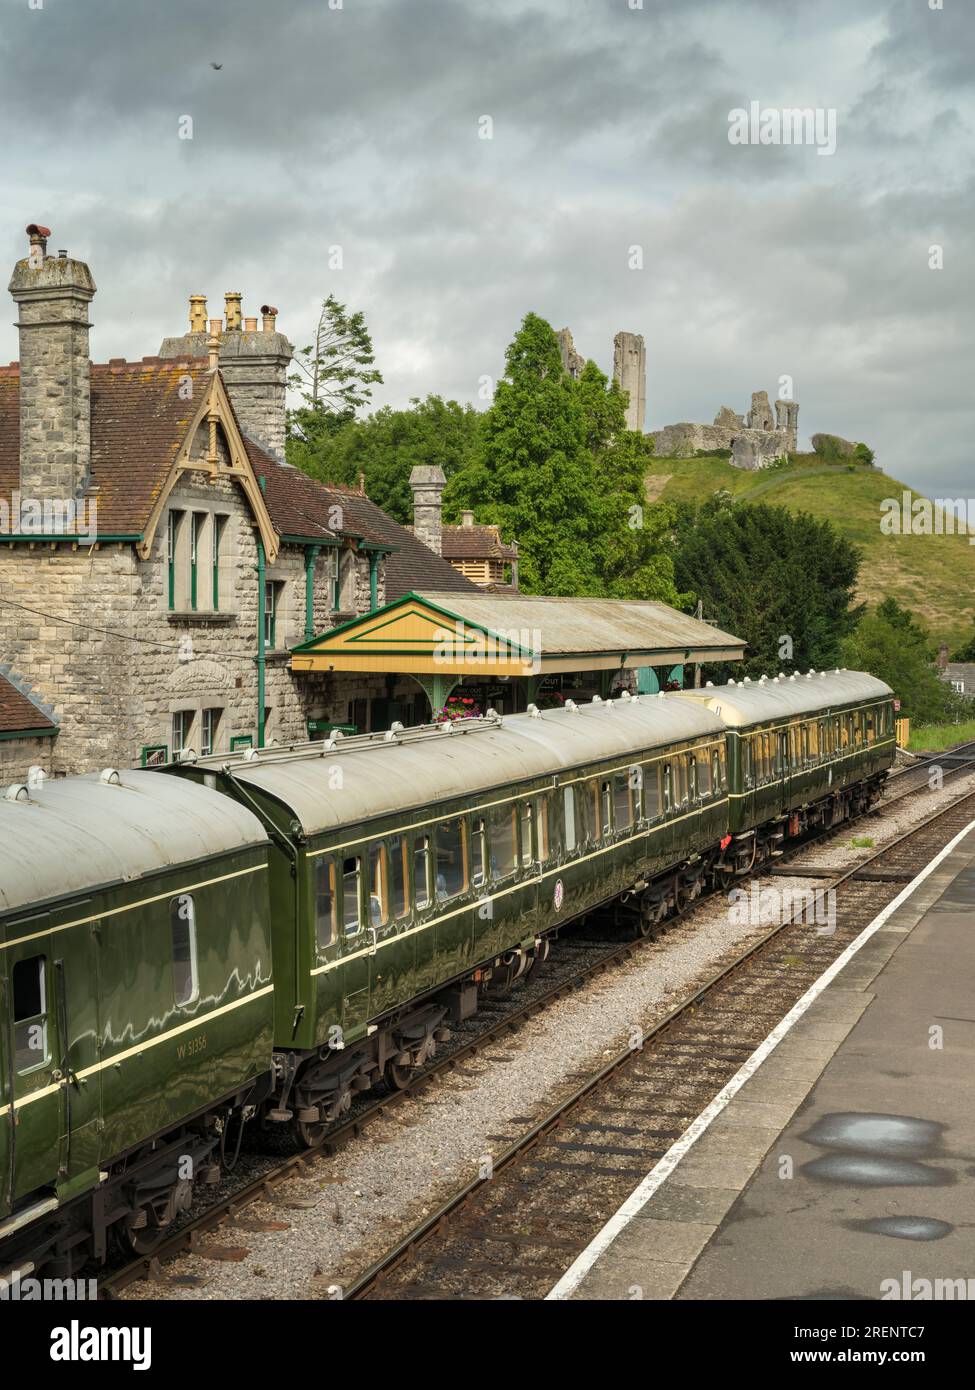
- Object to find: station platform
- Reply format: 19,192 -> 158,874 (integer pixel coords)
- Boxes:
551,820 -> 975,1301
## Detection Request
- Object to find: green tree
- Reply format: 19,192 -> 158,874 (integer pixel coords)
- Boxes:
287,294 -> 383,443
671,496 -> 862,680
841,599 -> 964,724
289,395 -> 481,524
446,313 -> 686,603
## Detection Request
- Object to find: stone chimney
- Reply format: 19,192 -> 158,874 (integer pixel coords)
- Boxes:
159,295 -> 293,461
410,465 -> 445,556
9,223 -> 96,499
938,641 -> 949,673
461,510 -> 475,527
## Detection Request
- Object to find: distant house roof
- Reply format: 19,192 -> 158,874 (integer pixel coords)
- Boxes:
440,521 -> 517,563
0,668 -> 58,736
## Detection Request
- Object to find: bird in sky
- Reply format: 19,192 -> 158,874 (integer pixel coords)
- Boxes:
210,62 -> 223,70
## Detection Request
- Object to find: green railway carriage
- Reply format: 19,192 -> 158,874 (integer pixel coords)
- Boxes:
0,769 -> 274,1280
678,670 -> 895,872
176,693 -> 730,1143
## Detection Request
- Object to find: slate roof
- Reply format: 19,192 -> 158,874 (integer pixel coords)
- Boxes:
0,668 -> 58,735
440,522 -> 517,562
0,358 -> 211,535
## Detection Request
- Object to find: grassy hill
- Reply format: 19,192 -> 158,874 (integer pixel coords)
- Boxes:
646,453 -> 975,645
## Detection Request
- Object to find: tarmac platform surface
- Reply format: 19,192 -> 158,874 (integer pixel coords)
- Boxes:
550,821 -> 975,1301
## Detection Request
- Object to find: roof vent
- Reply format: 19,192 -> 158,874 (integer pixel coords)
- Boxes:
565,699 -> 579,713
657,691 -> 665,698
26,765 -> 46,789
527,703 -> 541,718
808,668 -> 816,675
99,767 -> 122,783
743,676 -> 751,684
440,720 -> 453,733
789,673 -> 797,681
389,720 -> 404,734
3,784 -> 29,802
243,746 -> 260,760
485,707 -> 501,720
705,680 -> 714,687
620,690 -> 632,701
592,694 -> 603,704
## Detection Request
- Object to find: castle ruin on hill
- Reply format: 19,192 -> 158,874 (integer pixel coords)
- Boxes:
557,326 -> 798,470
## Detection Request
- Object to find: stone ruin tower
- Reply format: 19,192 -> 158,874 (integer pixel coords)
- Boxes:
612,331 -> 646,432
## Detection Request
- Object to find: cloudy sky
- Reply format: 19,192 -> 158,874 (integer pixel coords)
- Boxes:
0,0 -> 971,496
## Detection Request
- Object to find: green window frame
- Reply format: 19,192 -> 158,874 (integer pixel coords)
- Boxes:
167,510 -> 177,610
141,744 -> 168,767
190,513 -> 200,611
265,581 -> 277,648
212,516 -> 223,611
230,734 -> 254,751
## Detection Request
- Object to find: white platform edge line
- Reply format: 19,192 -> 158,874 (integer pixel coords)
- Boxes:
545,816 -> 975,1300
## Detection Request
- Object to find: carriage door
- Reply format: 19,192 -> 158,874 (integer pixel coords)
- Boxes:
52,920 -> 102,1192
6,926 -> 62,1203
778,730 -> 790,796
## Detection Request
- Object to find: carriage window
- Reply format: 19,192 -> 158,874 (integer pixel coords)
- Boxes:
697,752 -> 712,797
473,819 -> 488,886
613,770 -> 634,830
742,740 -> 752,788
436,819 -> 468,900
170,894 -> 199,1005
807,720 -> 819,760
719,745 -> 727,790
563,786 -> 577,852
314,859 -> 337,949
600,781 -> 613,837
662,763 -> 672,812
866,711 -> 876,745
535,798 -> 550,862
13,955 -> 48,1072
688,756 -> 698,800
413,837 -> 431,910
342,857 -> 361,935
388,835 -> 409,918
369,842 -> 388,928
520,804 -> 534,865
644,765 -> 660,820
490,803 -> 518,879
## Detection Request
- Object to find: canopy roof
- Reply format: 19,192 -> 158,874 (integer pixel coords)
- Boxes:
291,591 -> 745,678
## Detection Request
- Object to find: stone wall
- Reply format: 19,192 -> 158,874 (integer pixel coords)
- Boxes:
0,735 -> 57,783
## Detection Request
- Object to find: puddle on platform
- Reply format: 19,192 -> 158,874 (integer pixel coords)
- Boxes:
803,1154 -> 953,1186
800,1112 -> 943,1159
847,1215 -> 952,1241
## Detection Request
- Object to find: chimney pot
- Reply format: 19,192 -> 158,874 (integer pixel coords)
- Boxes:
260,304 -> 278,332
244,316 -> 258,332
461,510 -> 474,527
208,317 -> 223,336
57,249 -> 67,260
189,294 -> 208,334
207,331 -> 221,372
224,291 -> 242,332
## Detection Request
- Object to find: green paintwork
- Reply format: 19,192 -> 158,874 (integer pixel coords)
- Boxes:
0,846 -> 274,1223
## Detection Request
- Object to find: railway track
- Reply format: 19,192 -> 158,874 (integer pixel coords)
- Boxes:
346,788 -> 975,1301
100,746 -> 975,1298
